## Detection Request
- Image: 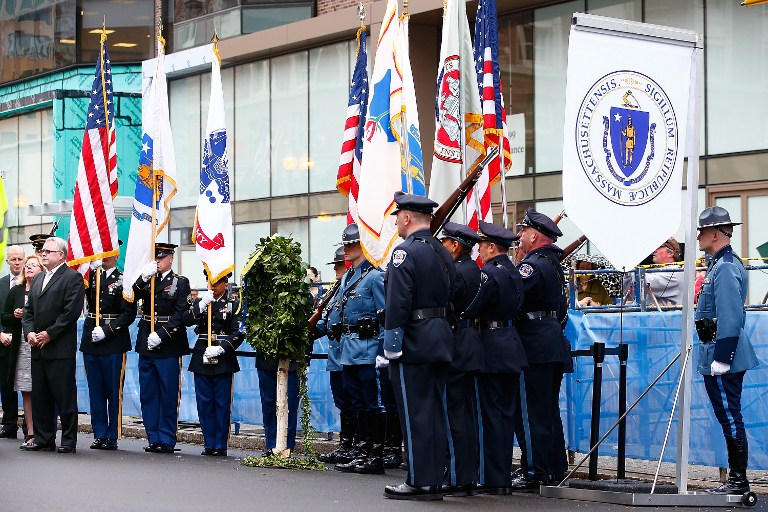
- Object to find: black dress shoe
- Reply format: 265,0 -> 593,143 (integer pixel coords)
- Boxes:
442,484 -> 478,497
57,446 -> 77,454
383,483 -> 443,501
509,476 -> 542,493
262,449 -> 274,458
212,449 -> 227,457
20,442 -> 56,452
144,443 -> 162,453
477,485 -> 513,495
157,443 -> 175,453
90,438 -> 106,450
0,429 -> 18,439
201,447 -> 216,456
103,439 -> 118,450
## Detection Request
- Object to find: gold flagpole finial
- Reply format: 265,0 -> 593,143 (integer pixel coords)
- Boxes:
403,0 -> 409,16
357,2 -> 366,28
101,16 -> 107,44
211,31 -> 221,66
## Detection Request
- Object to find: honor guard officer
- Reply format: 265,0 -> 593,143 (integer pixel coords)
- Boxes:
512,208 -> 571,491
438,222 -> 483,497
81,241 -> 137,450
315,247 -> 357,464
382,192 -> 455,501
132,243 -> 191,454
29,234 -> 51,259
695,206 -> 758,495
333,223 -> 388,475
183,272 -> 244,457
463,221 -> 528,495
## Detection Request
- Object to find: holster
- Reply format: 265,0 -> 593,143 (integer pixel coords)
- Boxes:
695,318 -> 717,343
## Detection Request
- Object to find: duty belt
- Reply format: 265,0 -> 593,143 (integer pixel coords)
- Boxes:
87,313 -> 119,321
479,319 -> 513,330
198,334 -> 233,342
411,307 -> 447,321
139,313 -> 171,323
338,324 -> 363,334
521,311 -> 558,321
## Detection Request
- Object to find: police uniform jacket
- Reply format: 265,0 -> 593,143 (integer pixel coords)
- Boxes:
314,283 -> 343,372
516,246 -> 571,367
81,267 -> 136,355
182,296 -> 244,375
694,245 -> 758,375
383,228 -> 455,363
338,260 -> 385,366
449,253 -> 483,373
464,254 -> 527,374
132,271 -> 190,358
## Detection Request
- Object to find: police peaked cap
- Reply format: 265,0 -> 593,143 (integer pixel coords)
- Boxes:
477,221 -> 519,249
203,270 -> 231,282
328,246 -> 346,265
341,223 -> 361,245
697,206 -> 741,230
29,233 -> 51,249
517,208 -> 562,240
440,222 -> 481,248
155,243 -> 178,258
390,191 -> 439,215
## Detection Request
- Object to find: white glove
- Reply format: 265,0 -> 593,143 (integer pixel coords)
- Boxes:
375,355 -> 389,368
198,290 -> 215,314
92,326 -> 106,343
204,346 -> 225,359
384,349 -> 402,360
711,360 -> 731,376
147,331 -> 162,350
141,260 -> 158,280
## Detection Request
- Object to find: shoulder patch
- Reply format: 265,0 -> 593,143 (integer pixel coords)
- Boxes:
519,263 -> 534,278
392,250 -> 407,268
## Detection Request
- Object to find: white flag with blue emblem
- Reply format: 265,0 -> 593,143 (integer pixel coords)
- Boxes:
193,45 -> 234,284
123,39 -> 178,301
562,17 -> 694,270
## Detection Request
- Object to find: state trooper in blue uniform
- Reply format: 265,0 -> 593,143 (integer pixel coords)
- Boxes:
463,221 -> 528,495
333,223 -> 388,475
438,222 -> 483,497
81,242 -> 136,450
695,206 -> 759,495
511,208 -> 571,491
382,192 -> 455,501
315,247 -> 357,464
132,243 -> 191,454
183,272 -> 244,456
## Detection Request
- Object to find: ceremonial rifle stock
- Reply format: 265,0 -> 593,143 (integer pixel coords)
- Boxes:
430,146 -> 499,235
307,279 -> 342,332
560,235 -> 588,261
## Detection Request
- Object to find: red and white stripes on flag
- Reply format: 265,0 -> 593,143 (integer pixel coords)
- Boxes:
67,34 -> 119,276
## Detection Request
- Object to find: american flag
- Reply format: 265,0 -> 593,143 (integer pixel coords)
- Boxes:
67,34 -> 119,276
469,0 -> 512,231
337,27 -> 369,225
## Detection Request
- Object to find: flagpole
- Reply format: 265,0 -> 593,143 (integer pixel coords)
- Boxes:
499,144 -> 508,229
455,0 -> 468,224
95,21 -> 109,325
401,3 -> 413,194
150,35 -> 164,335
207,31 -> 220,354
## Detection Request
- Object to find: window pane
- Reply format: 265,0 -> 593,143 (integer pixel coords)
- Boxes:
747,195 -> 768,304
706,0 -> 768,155
81,0 -> 153,62
234,222 -> 271,284
309,42 -> 349,193
533,1 -> 583,173
714,196 -> 741,255
18,113 -> 41,226
41,109 -> 54,207
242,5 -> 313,34
0,117 -> 19,228
271,52 -> 309,197
309,214 -> 346,283
273,218 -> 308,258
587,0 -> 640,20
170,75 -> 201,207
234,60 -> 271,200
180,249 -> 207,289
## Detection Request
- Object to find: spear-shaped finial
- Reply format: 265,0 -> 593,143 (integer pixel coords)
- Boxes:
211,32 -> 221,66
357,2 -> 366,28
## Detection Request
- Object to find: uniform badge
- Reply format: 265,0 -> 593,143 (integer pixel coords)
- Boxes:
480,272 -> 489,283
392,250 -> 407,268
519,263 -> 534,278
703,278 -> 711,284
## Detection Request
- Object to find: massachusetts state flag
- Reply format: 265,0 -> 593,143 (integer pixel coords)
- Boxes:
123,39 -> 178,301
193,44 -> 234,284
67,32 -> 119,276
337,27 -> 369,225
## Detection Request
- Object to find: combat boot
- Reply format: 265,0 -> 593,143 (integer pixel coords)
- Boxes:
335,411 -> 370,472
383,410 -> 403,469
319,413 -> 355,464
355,411 -> 385,474
708,436 -> 750,495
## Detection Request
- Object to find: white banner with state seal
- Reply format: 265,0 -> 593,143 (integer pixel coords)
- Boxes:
562,15 -> 696,271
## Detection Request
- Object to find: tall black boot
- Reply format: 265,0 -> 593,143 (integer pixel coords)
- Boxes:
708,436 -> 750,495
319,413 -> 355,464
383,410 -> 404,469
335,411 -> 370,472
355,411 -> 385,474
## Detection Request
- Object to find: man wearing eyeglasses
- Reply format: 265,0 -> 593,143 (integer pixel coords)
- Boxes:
21,237 -> 85,453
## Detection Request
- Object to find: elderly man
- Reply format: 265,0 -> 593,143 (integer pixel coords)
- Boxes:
695,206 -> 758,495
21,237 -> 85,452
0,245 -> 24,439
624,237 -> 683,306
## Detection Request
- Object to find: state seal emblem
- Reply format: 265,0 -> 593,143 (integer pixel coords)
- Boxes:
574,70 -> 679,206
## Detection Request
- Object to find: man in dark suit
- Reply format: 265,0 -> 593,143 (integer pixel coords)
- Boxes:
0,245 -> 24,438
21,236 -> 85,453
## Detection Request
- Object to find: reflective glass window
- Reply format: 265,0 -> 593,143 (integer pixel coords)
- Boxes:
234,60 -> 270,200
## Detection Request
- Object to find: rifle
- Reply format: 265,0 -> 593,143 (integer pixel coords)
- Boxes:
430,146 -> 499,235
307,279 -> 342,333
560,235 -> 587,261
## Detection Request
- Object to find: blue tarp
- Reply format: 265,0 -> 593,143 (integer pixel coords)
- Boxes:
71,313 -> 767,469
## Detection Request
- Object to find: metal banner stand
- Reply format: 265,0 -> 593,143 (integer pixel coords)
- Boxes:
540,13 -> 758,508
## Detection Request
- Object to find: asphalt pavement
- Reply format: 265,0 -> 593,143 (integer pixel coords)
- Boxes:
0,432 -> 765,512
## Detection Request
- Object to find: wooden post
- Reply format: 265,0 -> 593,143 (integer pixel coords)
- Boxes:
275,358 -> 290,456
